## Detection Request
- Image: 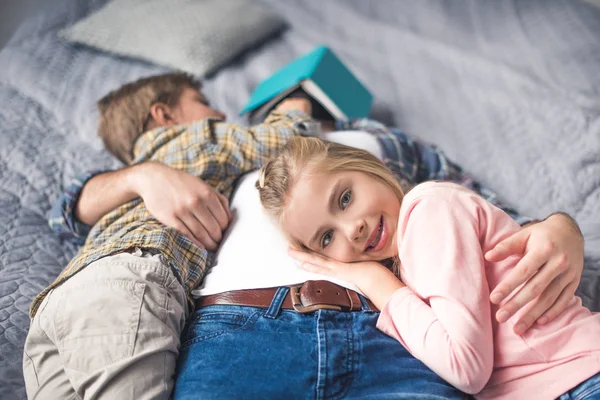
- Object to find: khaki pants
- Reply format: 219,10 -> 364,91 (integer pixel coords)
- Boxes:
22,250 -> 187,400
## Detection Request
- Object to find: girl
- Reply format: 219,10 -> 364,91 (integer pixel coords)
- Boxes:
256,136 -> 600,399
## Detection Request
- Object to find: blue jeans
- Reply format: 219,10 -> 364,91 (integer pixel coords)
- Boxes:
173,287 -> 465,399
558,373 -> 600,400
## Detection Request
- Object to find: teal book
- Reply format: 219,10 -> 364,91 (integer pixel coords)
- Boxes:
241,46 -> 373,122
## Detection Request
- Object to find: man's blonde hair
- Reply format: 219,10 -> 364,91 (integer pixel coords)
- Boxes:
97,73 -> 201,165
256,136 -> 404,225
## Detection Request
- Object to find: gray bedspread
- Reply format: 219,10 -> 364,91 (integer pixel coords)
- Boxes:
1,0 -> 599,398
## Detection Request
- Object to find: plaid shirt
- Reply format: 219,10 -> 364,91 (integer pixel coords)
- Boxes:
31,110 -> 315,317
39,115 -> 528,317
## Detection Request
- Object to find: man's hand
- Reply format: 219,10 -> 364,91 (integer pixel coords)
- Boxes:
486,213 -> 584,334
274,98 -> 312,115
134,163 -> 231,250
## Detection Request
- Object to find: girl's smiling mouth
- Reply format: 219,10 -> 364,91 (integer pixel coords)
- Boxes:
365,215 -> 387,252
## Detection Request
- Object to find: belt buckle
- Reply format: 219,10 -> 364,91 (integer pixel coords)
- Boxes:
289,285 -> 343,313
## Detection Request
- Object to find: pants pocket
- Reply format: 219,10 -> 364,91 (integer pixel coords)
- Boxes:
181,309 -> 259,348
54,280 -> 146,373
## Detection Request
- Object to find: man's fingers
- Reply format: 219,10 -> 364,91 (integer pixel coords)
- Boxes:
181,214 -> 218,250
490,250 -> 547,305
494,256 -> 562,324
191,206 -> 222,244
208,196 -> 230,231
172,220 -> 206,249
217,192 -> 232,220
509,275 -> 566,334
536,281 -> 578,325
485,229 -> 528,262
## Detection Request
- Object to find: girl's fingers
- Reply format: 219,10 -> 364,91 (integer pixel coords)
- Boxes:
287,248 -> 345,278
287,248 -> 313,261
299,262 -> 329,275
288,248 -> 331,266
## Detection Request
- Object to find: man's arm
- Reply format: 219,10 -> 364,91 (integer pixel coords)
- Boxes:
52,99 -> 315,249
50,163 -> 231,250
339,119 -> 585,332
75,166 -> 141,226
396,130 -> 585,333
486,211 -> 584,333
397,130 -> 585,331
49,170 -> 105,245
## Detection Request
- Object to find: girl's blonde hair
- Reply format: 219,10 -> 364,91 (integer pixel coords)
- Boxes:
256,136 -> 404,222
256,136 -> 404,273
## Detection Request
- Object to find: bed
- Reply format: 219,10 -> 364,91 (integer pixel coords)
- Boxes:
1,0 -> 599,398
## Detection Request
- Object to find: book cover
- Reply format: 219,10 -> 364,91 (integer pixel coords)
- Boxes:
241,46 -> 373,122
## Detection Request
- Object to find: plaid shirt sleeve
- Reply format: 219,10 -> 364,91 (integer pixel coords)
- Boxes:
246,109 -> 320,169
48,170 -> 106,245
338,119 -> 533,226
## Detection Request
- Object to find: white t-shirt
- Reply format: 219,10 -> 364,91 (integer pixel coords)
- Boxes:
193,131 -> 384,297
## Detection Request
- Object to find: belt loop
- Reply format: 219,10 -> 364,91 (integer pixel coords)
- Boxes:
359,294 -> 374,312
264,287 -> 289,319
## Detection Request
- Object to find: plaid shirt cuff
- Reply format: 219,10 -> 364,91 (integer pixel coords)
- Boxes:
267,109 -> 322,137
48,170 -> 106,245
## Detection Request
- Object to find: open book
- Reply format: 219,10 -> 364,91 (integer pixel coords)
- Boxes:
241,46 -> 373,123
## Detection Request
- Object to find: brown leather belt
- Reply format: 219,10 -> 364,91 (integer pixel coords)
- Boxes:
196,280 -> 379,313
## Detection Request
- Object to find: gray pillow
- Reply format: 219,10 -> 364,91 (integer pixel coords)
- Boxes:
59,0 -> 286,76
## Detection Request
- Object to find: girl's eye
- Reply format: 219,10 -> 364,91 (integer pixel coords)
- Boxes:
340,191 -> 352,209
321,230 -> 333,249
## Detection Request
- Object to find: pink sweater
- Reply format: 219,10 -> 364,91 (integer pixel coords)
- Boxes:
376,182 -> 600,399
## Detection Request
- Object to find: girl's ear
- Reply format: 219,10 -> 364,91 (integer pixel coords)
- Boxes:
149,103 -> 176,127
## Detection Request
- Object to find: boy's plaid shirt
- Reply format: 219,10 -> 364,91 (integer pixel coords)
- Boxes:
31,110 -> 315,317
36,115 -> 529,317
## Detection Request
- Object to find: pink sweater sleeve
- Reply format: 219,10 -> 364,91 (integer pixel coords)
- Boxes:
376,185 -> 494,394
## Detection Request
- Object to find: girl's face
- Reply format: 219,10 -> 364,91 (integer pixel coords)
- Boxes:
283,170 -> 400,263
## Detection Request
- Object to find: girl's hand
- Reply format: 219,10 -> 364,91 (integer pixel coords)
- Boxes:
288,248 -> 405,310
486,213 -> 584,335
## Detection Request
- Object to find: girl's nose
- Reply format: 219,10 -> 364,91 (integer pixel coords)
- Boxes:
349,220 -> 366,242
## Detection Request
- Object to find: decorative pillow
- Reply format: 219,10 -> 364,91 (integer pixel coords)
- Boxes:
59,0 -> 286,76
